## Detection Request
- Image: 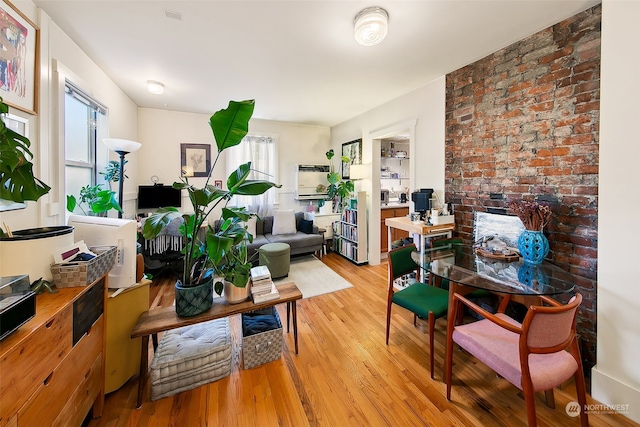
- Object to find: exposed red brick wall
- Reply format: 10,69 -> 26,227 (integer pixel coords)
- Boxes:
445,6 -> 600,374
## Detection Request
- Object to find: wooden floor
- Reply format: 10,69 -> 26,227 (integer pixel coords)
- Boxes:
88,253 -> 638,427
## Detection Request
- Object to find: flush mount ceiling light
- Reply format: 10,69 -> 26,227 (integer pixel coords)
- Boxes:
147,80 -> 164,95
354,6 -> 389,46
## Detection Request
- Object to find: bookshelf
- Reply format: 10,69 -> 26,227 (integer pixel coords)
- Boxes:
333,191 -> 368,264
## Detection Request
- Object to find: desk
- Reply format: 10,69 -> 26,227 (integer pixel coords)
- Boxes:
131,282 -> 302,408
385,216 -> 455,281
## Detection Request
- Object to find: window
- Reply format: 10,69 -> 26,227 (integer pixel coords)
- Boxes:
225,134 -> 278,215
64,81 -> 108,219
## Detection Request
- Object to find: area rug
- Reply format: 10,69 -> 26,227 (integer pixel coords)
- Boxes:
273,255 -> 353,299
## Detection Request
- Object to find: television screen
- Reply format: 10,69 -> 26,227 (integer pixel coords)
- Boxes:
137,185 -> 181,209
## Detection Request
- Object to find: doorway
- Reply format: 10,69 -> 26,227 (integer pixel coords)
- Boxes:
368,119 -> 416,266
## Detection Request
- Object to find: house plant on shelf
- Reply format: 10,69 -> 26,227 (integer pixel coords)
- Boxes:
317,149 -> 354,214
509,200 -> 552,265
66,183 -> 122,216
142,100 -> 280,316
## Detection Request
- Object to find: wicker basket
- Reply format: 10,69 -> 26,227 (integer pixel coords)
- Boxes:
50,245 -> 117,288
242,306 -> 283,369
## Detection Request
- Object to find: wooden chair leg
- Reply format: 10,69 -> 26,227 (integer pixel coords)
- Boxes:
428,311 -> 435,379
574,368 -> 589,427
544,389 -> 555,409
522,385 -> 538,427
386,303 -> 392,345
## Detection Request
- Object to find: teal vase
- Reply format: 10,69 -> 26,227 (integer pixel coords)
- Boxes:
175,278 -> 214,317
517,230 -> 549,265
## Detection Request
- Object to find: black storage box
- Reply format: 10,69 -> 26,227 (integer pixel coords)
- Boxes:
0,275 -> 35,341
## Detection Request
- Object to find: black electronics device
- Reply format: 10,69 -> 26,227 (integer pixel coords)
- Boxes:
0,275 -> 36,341
137,185 -> 182,210
411,188 -> 434,219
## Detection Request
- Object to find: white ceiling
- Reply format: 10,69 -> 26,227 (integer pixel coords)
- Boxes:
34,0 -> 599,127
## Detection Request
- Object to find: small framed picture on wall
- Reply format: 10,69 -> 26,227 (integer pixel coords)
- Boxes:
214,180 -> 223,189
180,143 -> 211,177
341,138 -> 362,179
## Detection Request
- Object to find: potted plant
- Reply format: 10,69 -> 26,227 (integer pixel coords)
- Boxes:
0,97 -> 50,204
142,100 -> 280,316
66,183 -> 122,216
318,149 -> 354,213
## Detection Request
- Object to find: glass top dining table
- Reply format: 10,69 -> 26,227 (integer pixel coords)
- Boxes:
411,244 -> 576,296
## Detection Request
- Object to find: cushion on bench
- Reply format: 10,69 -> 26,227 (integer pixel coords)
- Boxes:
150,317 -> 232,400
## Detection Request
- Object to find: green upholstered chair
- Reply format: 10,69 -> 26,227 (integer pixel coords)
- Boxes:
386,244 -> 449,379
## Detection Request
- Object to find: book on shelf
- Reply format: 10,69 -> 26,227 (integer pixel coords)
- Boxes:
252,283 -> 280,303
250,265 -> 271,282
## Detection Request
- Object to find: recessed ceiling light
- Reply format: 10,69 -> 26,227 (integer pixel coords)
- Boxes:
147,80 -> 164,95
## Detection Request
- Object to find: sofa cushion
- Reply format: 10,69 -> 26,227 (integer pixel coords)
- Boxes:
272,209 -> 297,235
298,218 -> 314,234
266,231 -> 323,250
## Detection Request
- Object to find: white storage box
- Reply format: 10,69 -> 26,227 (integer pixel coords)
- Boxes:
431,215 -> 454,225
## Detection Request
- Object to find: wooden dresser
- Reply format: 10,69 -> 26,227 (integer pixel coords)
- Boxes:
0,276 -> 107,427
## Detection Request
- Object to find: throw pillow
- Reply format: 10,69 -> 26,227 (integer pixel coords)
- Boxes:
298,218 -> 314,234
272,209 -> 297,235
243,216 -> 257,239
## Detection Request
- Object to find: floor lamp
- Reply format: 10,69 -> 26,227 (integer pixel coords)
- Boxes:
103,138 -> 142,218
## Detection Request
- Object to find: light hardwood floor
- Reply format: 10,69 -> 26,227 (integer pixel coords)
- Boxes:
87,253 -> 638,427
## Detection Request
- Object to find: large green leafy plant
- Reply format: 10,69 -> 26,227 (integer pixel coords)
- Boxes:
318,149 -> 354,211
0,97 -> 50,203
142,100 -> 280,295
66,184 -> 122,216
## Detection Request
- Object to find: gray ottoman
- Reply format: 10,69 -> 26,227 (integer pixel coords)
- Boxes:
150,317 -> 231,400
258,242 -> 290,279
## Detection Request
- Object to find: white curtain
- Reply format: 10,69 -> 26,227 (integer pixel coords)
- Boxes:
225,134 -> 278,215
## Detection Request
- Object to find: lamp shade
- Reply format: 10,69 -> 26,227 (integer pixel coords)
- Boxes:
103,138 -> 142,153
350,164 -> 368,180
354,7 -> 389,46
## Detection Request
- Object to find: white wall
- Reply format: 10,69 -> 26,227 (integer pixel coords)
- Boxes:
0,2 -> 138,229
592,0 -> 640,422
331,76 -> 446,265
137,108 -> 331,218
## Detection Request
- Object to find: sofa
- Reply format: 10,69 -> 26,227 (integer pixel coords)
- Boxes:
245,211 -> 324,261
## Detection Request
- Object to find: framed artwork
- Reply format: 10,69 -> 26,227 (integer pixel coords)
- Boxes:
180,143 -> 211,177
0,0 -> 39,115
0,113 -> 28,211
214,180 -> 222,189
341,138 -> 362,179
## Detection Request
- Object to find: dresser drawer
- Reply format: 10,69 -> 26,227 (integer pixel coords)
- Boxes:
0,306 -> 72,424
17,316 -> 104,427
73,278 -> 104,345
53,354 -> 102,427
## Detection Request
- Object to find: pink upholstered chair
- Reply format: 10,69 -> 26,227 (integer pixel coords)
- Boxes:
445,293 -> 588,427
